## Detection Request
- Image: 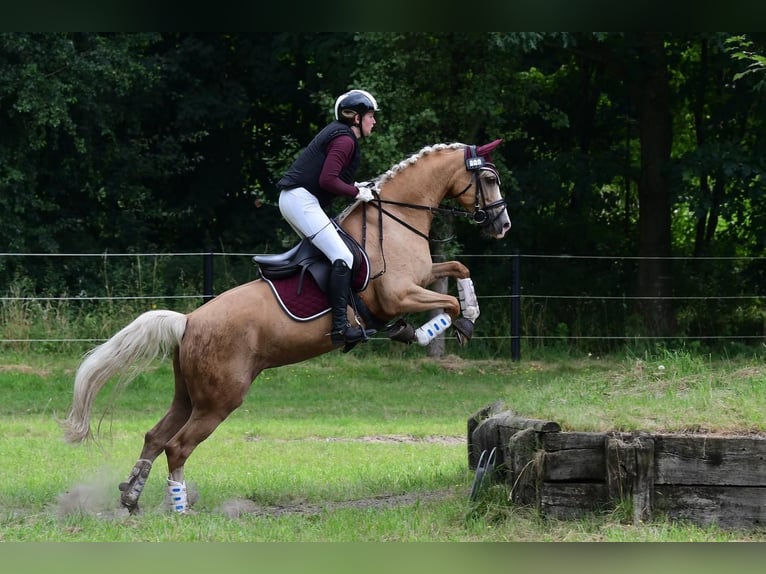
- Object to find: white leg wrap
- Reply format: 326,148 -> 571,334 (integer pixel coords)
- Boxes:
457,277 -> 480,322
414,312 -> 452,346
166,478 -> 188,513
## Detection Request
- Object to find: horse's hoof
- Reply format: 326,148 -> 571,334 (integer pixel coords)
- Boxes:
387,319 -> 415,344
120,499 -> 140,515
119,484 -> 139,513
453,317 -> 474,346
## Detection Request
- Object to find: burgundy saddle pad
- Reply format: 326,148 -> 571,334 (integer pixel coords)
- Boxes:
261,248 -> 370,322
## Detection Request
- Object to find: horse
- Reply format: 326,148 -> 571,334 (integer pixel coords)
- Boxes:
62,139 -> 511,514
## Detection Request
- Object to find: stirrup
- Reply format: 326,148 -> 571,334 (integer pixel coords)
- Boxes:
330,324 -> 376,346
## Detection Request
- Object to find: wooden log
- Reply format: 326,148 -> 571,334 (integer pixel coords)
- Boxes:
654,485 -> 766,528
469,417 -> 501,472
606,436 -> 637,501
494,412 -> 560,475
633,434 -> 655,523
466,406 -> 766,528
654,434 -> 766,486
495,412 -> 561,434
541,432 -> 606,481
539,483 -> 609,520
468,405 -> 559,472
605,433 -> 655,524
542,431 -> 605,451
507,428 -> 540,505
466,400 -> 506,433
467,400 -> 506,469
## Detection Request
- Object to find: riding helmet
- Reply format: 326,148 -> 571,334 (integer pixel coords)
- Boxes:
334,89 -> 379,121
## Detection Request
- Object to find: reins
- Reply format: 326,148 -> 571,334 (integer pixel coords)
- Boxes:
374,184 -> 477,234
360,163 -> 506,280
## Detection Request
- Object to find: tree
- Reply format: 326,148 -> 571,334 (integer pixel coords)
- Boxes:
633,32 -> 675,335
0,32 -> 173,291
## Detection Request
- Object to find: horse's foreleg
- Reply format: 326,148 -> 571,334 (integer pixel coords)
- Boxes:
379,284 -> 461,346
457,277 -> 479,321
428,261 -> 471,281
384,261 -> 480,346
428,261 -> 479,317
428,262 -> 480,345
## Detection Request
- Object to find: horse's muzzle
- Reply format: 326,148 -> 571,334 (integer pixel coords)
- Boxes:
479,201 -> 511,239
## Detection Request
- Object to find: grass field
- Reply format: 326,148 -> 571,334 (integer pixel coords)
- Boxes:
2,346 -> 766,542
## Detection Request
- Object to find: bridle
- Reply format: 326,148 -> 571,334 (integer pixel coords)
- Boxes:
456,144 -> 507,226
367,145 -> 506,237
359,145 -> 507,279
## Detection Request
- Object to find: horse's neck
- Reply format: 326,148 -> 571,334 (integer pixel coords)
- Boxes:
383,158 -> 453,208
339,151 -> 459,244
338,157 -> 452,228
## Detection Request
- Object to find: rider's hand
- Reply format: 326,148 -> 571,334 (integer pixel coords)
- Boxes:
355,185 -> 375,203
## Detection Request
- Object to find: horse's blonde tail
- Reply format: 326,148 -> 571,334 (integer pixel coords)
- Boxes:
62,310 -> 187,443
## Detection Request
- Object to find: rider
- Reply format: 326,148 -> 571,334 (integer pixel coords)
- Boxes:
277,89 -> 379,346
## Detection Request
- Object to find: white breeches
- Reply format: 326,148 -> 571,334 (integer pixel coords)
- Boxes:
279,187 -> 353,267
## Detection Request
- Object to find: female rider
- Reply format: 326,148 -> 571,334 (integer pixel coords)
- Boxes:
277,89 -> 379,346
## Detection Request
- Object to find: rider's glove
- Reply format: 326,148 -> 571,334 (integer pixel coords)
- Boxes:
355,185 -> 375,203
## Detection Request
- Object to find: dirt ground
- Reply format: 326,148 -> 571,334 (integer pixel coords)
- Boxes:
53,434 -> 465,520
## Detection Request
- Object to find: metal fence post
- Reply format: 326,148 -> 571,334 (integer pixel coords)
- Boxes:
511,250 -> 521,361
203,252 -> 214,304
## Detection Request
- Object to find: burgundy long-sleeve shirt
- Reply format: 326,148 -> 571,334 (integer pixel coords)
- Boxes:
318,135 -> 359,199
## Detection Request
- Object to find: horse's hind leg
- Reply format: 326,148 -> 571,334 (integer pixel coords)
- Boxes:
119,397 -> 192,512
119,356 -> 193,513
162,401 -> 246,513
118,458 -> 153,513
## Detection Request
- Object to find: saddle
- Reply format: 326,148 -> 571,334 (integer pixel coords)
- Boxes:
253,227 -> 466,347
253,227 -> 371,323
254,227 -> 369,294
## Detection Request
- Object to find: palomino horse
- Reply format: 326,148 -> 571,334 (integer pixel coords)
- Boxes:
62,140 -> 511,513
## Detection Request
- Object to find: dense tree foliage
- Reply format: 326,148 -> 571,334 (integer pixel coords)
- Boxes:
2,32 -> 765,347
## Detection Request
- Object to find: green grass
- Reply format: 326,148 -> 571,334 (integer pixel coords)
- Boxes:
2,348 -> 766,541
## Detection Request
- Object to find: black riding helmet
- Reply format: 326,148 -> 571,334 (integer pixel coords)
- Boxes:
334,89 -> 379,123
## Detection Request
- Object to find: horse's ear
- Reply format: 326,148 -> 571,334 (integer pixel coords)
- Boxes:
476,139 -> 503,158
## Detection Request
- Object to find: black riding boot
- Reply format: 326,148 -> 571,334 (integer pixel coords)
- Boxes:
328,259 -> 376,345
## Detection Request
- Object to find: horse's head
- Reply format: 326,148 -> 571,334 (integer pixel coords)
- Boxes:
361,140 -> 511,241
449,140 -> 511,239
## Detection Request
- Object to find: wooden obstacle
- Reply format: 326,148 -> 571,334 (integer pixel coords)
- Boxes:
467,400 -> 766,529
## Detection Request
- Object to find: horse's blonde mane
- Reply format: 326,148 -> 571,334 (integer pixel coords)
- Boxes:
337,142 -> 465,223
377,142 -> 465,187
